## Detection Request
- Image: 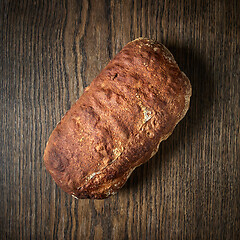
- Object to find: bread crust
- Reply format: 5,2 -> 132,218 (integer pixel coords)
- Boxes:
44,38 -> 192,199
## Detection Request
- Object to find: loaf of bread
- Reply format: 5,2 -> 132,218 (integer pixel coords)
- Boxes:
44,38 -> 192,199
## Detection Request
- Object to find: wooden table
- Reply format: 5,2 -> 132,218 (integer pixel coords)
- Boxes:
1,0 -> 239,239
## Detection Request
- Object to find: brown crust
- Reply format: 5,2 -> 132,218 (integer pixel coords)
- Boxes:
44,38 -> 192,199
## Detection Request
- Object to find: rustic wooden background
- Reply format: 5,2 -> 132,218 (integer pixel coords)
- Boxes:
1,0 -> 239,239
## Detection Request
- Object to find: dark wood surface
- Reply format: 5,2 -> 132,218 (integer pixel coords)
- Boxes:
1,0 -> 239,239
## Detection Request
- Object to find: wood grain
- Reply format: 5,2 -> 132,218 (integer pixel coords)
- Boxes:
0,0 -> 239,239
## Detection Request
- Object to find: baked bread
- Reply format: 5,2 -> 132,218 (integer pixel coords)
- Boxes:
44,38 -> 192,199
